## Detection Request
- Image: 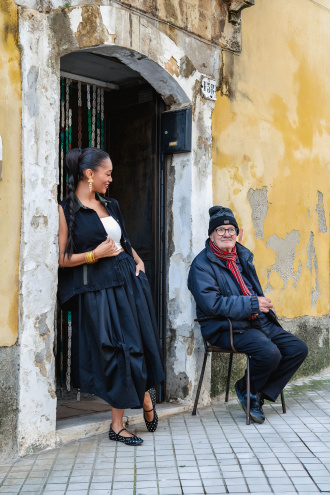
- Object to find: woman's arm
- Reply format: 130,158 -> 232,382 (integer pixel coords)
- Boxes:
58,205 -> 121,268
132,247 -> 145,276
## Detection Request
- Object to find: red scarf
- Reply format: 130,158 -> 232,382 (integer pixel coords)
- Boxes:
209,240 -> 251,296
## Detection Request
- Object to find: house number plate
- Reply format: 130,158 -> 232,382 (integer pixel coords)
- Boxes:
201,77 -> 217,101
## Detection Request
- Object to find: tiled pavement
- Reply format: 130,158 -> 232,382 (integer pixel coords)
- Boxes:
1,374 -> 330,495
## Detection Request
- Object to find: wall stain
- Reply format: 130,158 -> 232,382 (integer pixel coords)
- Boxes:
48,10 -> 79,57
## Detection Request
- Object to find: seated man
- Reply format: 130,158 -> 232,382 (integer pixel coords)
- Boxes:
188,206 -> 308,423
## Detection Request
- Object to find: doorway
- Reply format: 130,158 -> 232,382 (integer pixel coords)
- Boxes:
56,52 -> 166,420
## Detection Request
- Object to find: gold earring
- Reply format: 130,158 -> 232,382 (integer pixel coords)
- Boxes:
88,178 -> 94,192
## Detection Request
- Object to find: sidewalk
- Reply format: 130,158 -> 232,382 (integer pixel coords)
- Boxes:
1,373 -> 330,495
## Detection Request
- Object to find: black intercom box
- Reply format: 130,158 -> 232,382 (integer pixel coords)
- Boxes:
161,107 -> 192,154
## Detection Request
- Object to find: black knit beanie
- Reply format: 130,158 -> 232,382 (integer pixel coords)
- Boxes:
208,206 -> 239,236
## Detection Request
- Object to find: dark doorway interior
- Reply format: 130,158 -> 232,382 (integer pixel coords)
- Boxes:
106,85 -> 165,340
56,54 -> 166,420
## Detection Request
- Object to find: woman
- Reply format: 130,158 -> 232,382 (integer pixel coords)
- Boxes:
58,147 -> 165,446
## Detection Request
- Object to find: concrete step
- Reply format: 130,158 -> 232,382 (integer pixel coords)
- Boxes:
56,402 -> 190,446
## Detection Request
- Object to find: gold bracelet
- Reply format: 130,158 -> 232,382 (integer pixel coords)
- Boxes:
85,250 -> 98,264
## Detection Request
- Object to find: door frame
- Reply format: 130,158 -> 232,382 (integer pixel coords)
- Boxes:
17,4 -> 218,455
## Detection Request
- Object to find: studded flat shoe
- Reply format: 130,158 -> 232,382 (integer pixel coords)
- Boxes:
109,425 -> 143,446
143,388 -> 158,433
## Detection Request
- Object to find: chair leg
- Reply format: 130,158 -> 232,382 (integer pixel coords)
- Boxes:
246,356 -> 251,425
280,390 -> 286,414
225,353 -> 233,402
192,351 -> 208,416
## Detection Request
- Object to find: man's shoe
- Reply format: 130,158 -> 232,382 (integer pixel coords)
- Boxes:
235,379 -> 265,424
250,393 -> 265,424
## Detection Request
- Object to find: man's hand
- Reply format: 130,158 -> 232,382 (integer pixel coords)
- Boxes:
257,297 -> 275,313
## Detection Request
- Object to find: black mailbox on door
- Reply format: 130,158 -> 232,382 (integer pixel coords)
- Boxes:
161,107 -> 192,154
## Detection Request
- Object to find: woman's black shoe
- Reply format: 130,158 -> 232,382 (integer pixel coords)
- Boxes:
143,388 -> 158,432
109,425 -> 143,446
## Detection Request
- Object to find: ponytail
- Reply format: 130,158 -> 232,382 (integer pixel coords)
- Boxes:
63,147 -> 110,259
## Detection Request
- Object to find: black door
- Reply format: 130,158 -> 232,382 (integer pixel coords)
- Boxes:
106,85 -> 166,400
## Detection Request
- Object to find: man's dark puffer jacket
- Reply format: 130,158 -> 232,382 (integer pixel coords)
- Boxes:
188,240 -> 281,345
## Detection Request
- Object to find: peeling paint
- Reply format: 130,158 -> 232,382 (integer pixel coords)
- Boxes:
316,191 -> 327,233
24,66 -> 39,117
179,55 -> 196,78
247,186 -> 268,240
165,56 -> 179,77
74,6 -> 113,48
292,260 -> 302,289
306,232 -> 320,308
266,231 -> 300,290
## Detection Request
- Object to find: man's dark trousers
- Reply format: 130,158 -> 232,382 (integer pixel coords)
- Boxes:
214,318 -> 308,401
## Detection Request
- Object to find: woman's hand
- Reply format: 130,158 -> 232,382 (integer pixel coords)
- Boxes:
135,259 -> 145,276
131,247 -> 145,276
94,237 -> 123,259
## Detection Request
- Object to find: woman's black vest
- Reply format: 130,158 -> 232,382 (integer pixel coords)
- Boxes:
58,194 -> 133,309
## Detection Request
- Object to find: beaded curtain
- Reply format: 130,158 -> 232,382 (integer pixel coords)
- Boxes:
56,77 -> 105,397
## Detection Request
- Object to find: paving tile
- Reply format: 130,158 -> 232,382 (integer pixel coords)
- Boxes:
0,488 -> 25,494
180,490 -> 205,495
178,471 -> 200,480
2,478 -> 26,486
204,487 -> 227,494
135,489 -> 159,495
43,483 -> 68,490
17,487 -> 43,494
66,482 -> 90,490
180,479 -> 203,488
158,489 -> 182,495
91,475 -> 113,482
112,482 -> 134,490
89,490 -> 111,495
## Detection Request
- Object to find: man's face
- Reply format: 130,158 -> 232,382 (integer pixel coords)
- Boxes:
210,224 -> 237,253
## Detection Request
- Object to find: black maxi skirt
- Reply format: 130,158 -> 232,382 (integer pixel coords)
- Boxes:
71,251 -> 165,409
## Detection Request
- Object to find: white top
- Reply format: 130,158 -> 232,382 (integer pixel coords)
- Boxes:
100,216 -> 122,250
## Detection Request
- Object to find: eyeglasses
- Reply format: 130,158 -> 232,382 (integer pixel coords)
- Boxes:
215,227 -> 237,236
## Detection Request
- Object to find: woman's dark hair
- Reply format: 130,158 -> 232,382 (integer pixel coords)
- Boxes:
64,147 -> 110,259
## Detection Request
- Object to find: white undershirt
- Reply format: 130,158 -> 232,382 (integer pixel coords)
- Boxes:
100,216 -> 122,250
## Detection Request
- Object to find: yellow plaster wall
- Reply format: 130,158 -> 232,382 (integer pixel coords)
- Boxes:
0,0 -> 22,345
212,0 -> 330,318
